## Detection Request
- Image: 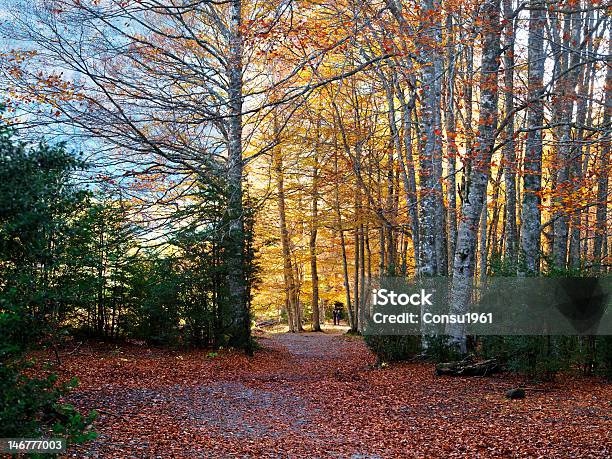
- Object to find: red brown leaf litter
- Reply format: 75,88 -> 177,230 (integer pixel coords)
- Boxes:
54,329 -> 611,458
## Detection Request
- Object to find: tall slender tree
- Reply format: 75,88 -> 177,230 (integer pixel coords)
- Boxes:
447,0 -> 501,350
520,0 -> 546,275
502,0 -> 518,266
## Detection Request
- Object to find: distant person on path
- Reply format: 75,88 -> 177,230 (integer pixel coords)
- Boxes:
333,306 -> 342,325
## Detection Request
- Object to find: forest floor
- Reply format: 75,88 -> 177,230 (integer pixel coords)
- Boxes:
58,327 -> 611,458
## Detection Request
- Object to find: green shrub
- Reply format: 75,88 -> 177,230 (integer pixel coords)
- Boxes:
364,335 -> 420,363
422,335 -> 463,362
594,336 -> 612,379
0,358 -> 97,444
478,321 -> 611,379
480,336 -> 574,380
0,124 -> 96,449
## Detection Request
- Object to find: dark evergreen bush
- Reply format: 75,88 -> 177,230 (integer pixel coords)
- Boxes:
0,124 -> 96,445
364,335 -> 420,363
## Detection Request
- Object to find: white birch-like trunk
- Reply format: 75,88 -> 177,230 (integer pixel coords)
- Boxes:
447,0 -> 500,351
418,0 -> 444,277
519,0 -> 546,275
594,27 -> 611,270
445,14 -> 458,271
502,0 -> 518,267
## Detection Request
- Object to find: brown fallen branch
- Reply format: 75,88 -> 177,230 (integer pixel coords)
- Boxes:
64,341 -> 83,357
520,387 -> 551,392
435,358 -> 500,377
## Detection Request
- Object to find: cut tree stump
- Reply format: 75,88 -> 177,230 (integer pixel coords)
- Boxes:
435,358 -> 499,377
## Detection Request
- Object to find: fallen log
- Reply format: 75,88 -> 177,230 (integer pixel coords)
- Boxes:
435,358 -> 499,377
255,319 -> 280,328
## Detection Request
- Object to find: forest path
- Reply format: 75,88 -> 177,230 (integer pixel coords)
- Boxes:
267,326 -> 351,359
64,331 -> 612,458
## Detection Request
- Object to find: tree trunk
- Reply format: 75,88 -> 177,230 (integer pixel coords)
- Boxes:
334,137 -> 354,328
224,0 -> 250,349
396,84 -> 420,273
445,13 -> 458,272
487,168 -> 504,262
550,8 -> 582,269
418,0 -> 444,277
310,146 -> 321,331
460,29 -> 474,220
273,142 -> 299,333
594,33 -> 611,270
447,0 -> 500,351
519,0 -> 546,275
575,11 -> 597,268
502,0 -> 518,267
353,148 -> 362,333
479,190 -> 488,285
359,222 -> 366,330
386,123 -> 396,275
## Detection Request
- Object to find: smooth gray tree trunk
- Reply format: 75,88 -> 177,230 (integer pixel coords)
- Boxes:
519,0 -> 546,275
502,0 -> 518,267
594,28 -> 611,271
445,14 -> 458,272
418,0 -> 445,277
225,0 -> 250,348
396,85 -> 420,273
447,0 -> 500,351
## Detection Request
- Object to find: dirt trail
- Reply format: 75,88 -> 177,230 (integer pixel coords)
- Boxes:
267,327 -> 352,359
64,330 -> 611,458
